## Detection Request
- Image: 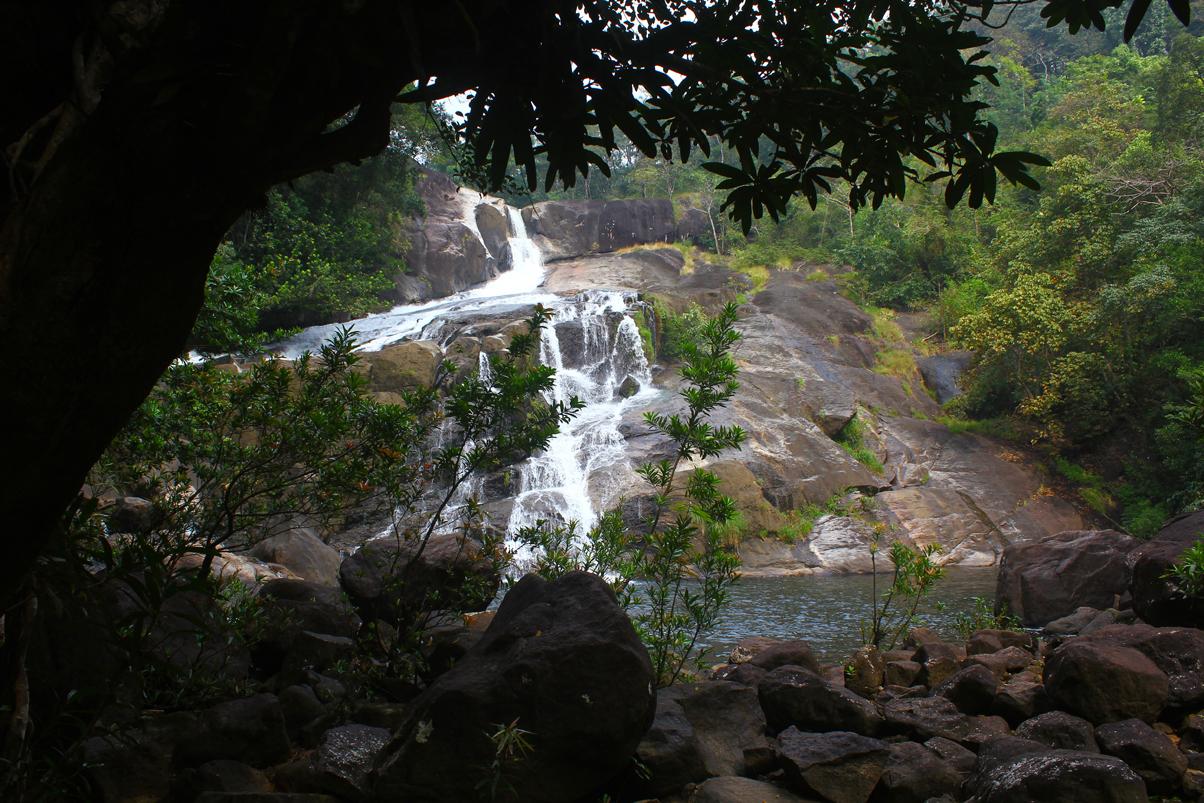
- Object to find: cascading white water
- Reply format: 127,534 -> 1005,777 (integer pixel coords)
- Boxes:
274,194 -> 554,358
273,192 -> 659,556
505,291 -> 654,566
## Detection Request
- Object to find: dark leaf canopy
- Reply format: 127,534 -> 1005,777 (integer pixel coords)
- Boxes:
398,0 -> 1186,229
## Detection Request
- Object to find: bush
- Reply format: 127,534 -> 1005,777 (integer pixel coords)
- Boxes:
1165,536 -> 1204,600
862,537 -> 946,650
953,596 -> 1023,640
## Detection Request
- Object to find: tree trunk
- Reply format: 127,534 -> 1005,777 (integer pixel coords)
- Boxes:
0,1 -> 440,601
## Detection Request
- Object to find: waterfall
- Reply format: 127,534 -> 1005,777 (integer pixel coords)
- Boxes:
506,291 -> 654,560
274,194 -> 660,556
273,195 -> 553,358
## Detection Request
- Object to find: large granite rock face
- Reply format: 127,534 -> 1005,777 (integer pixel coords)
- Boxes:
390,170 -> 505,302
1129,510 -> 1204,627
371,572 -> 656,802
522,198 -> 676,260
547,261 -> 1083,574
995,530 -> 1138,627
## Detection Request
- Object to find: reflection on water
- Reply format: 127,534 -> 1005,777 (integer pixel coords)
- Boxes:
641,568 -> 1000,665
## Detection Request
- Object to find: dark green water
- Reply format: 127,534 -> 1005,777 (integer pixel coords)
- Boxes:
691,568 -> 999,664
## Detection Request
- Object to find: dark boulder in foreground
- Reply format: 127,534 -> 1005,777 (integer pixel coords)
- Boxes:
338,533 -> 499,623
1043,639 -> 1168,724
776,727 -> 889,803
634,680 -> 771,796
1129,510 -> 1204,628
758,665 -> 883,736
995,529 -> 1137,627
1096,718 -> 1188,796
965,736 -> 1148,802
371,571 -> 655,802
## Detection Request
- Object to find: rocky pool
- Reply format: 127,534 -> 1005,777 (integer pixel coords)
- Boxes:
675,567 -> 1001,664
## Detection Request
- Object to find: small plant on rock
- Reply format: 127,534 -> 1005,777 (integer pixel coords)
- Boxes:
862,533 -> 946,650
1165,535 -> 1204,599
952,596 -> 1023,640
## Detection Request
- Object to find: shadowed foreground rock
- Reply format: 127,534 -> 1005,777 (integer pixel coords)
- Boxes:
995,529 -> 1137,627
1129,510 -> 1204,627
370,571 -> 655,802
966,737 -> 1148,802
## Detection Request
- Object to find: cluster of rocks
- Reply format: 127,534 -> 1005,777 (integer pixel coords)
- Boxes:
81,551 -> 657,802
618,512 -> 1204,802
629,615 -> 1204,803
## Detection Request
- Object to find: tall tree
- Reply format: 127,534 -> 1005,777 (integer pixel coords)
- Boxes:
0,0 -> 1190,597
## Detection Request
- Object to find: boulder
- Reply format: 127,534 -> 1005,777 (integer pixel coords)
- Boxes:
1130,510 -> 1204,627
746,639 -> 822,674
257,579 -> 361,661
474,202 -> 512,267
79,713 -> 194,802
181,694 -> 291,768
992,670 -> 1049,726
884,660 -> 921,688
924,735 -> 978,775
995,529 -> 1138,627
965,737 -> 1148,802
1043,639 -> 1169,724
194,760 -> 273,794
1015,711 -> 1099,752
845,646 -> 885,698
636,680 -> 771,796
523,198 -> 675,260
1044,606 -> 1106,636
109,495 -> 158,533
1081,624 -> 1204,710
1096,718 -> 1188,796
251,528 -> 342,586
917,352 -> 973,404
882,696 -> 971,743
758,666 -> 883,736
870,740 -> 964,803
364,341 -> 442,391
713,662 -> 769,687
882,696 -> 1008,747
309,724 -> 391,801
371,572 -> 656,802
338,534 -> 499,623
966,645 -> 1036,679
675,206 -> 713,248
776,728 -> 890,803
966,628 -> 1035,655
401,218 -> 495,299
690,776 -> 806,802
935,664 -> 999,715
279,684 -> 326,739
